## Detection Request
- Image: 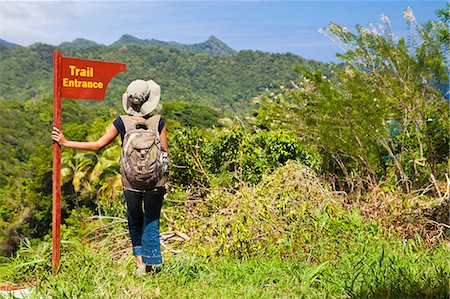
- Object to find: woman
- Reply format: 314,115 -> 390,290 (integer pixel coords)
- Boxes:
52,79 -> 169,275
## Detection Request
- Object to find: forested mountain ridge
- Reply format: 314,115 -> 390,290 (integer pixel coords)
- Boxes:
0,41 -> 326,114
110,34 -> 236,56
9,34 -> 236,56
0,39 -> 20,49
58,35 -> 236,56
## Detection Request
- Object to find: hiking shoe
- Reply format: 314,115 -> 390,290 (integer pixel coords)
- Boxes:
146,265 -> 162,274
133,264 -> 147,276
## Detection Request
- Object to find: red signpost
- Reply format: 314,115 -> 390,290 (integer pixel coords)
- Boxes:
52,50 -> 126,275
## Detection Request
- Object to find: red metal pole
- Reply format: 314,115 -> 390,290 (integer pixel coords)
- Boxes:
52,50 -> 62,275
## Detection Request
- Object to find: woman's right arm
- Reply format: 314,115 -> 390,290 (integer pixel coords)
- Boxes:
51,124 -> 119,152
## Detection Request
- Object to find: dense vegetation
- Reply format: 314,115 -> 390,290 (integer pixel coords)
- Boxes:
0,7 -> 448,298
0,39 -> 322,187
0,40 -> 324,114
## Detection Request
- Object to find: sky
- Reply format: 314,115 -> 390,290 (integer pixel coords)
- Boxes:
0,0 -> 446,62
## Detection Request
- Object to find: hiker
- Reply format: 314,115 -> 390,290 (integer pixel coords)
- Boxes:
51,79 -> 169,275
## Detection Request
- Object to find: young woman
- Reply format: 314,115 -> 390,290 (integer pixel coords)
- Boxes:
52,79 -> 169,275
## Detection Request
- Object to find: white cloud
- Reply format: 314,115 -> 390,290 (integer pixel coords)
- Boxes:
1,1 -> 77,45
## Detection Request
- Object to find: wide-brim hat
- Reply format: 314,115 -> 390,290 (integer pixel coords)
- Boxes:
122,79 -> 160,116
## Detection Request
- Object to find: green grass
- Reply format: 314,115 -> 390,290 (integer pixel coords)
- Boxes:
1,236 -> 448,299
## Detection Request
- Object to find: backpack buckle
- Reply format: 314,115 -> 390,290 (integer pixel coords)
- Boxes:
135,122 -> 148,130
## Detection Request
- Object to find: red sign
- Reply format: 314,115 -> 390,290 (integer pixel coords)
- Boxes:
60,56 -> 126,100
52,51 -> 126,274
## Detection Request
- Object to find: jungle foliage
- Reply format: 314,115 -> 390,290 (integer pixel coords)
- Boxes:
0,41 -> 325,115
256,6 -> 449,194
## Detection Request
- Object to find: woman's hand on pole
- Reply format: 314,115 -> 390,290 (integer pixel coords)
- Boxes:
51,127 -> 67,146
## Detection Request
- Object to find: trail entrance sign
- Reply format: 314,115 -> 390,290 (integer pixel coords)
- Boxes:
52,50 -> 126,274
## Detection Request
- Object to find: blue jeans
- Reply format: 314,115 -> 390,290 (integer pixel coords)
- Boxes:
124,188 -> 164,265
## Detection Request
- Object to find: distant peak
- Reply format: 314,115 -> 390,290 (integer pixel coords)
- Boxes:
117,34 -> 141,41
120,34 -> 137,39
208,35 -> 219,41
99,34 -> 236,56
202,36 -> 236,56
0,39 -> 21,49
59,38 -> 103,49
207,35 -> 227,45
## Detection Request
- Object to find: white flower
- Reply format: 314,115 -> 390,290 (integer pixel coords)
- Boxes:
345,67 -> 355,77
360,27 -> 372,35
369,24 -> 380,35
380,14 -> 390,24
403,7 -> 416,23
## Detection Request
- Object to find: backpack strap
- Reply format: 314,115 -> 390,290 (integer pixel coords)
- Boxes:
120,115 -> 161,133
145,115 -> 161,133
120,115 -> 135,132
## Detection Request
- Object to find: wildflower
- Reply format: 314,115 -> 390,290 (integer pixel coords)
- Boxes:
380,14 -> 391,25
403,7 -> 416,23
344,67 -> 355,78
369,24 -> 380,35
360,27 -> 372,35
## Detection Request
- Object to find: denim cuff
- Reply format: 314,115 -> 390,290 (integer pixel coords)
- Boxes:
142,248 -> 163,266
132,246 -> 142,256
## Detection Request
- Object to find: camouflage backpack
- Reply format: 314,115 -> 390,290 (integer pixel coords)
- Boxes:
120,115 -> 167,191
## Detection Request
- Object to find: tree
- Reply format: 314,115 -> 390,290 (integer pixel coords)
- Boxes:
257,7 -> 449,194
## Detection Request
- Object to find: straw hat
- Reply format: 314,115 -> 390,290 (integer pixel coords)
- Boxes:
122,79 -> 160,116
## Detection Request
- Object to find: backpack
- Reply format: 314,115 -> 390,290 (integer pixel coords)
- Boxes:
120,115 -> 167,191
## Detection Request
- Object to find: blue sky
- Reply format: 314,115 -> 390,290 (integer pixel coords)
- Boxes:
0,1 -> 446,62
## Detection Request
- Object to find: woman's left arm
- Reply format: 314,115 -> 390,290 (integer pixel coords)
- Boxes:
160,125 -> 169,155
160,124 -> 169,198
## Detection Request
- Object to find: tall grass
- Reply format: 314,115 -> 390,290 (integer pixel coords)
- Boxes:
1,228 -> 448,298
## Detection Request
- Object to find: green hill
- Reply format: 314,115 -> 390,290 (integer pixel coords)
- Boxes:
59,38 -> 105,49
0,41 -> 327,115
0,39 -> 21,49
110,34 -> 236,56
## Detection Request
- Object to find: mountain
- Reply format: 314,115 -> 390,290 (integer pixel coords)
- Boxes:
0,43 -> 326,115
110,34 -> 236,56
59,38 -> 105,49
53,35 -> 235,56
0,39 -> 21,49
